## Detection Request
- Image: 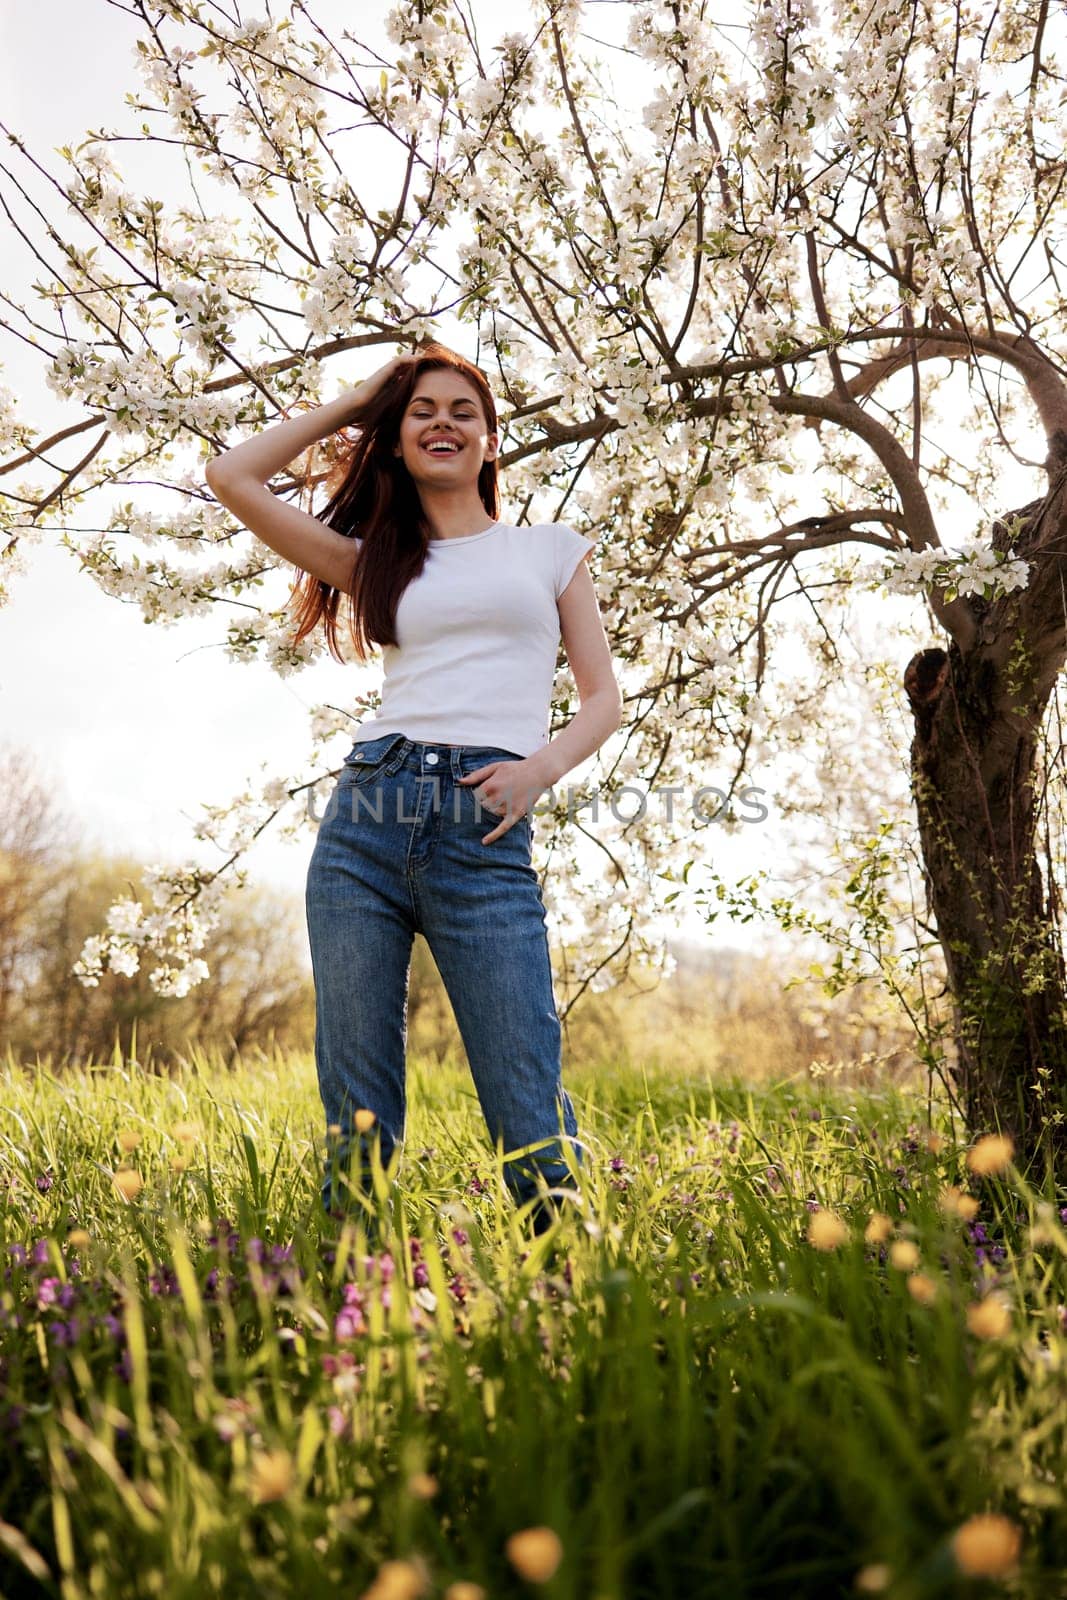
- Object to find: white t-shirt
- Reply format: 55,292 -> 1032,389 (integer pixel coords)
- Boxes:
351,520 -> 596,757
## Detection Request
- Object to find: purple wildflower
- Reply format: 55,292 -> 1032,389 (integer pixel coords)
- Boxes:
335,1308 -> 365,1339
327,1405 -> 351,1439
450,1274 -> 469,1306
48,1317 -> 82,1346
148,1264 -> 180,1297
1,1404 -> 26,1434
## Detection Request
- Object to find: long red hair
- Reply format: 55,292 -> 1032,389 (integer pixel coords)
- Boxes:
287,342 -> 501,663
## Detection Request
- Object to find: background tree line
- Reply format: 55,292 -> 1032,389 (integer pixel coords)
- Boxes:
0,740 -> 915,1083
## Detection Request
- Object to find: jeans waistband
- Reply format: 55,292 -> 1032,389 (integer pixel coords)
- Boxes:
351,733 -> 525,780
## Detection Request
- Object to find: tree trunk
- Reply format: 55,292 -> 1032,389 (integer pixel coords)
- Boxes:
905,501 -> 1067,1182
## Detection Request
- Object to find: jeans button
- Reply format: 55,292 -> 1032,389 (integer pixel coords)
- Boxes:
425,752 -> 439,764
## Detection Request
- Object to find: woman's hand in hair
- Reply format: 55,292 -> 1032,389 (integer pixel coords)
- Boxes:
338,353 -> 419,422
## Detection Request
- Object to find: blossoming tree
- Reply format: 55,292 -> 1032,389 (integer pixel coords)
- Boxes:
2,0 -> 1066,1167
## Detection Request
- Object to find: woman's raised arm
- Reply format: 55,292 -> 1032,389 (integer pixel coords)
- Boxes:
204,356 -> 411,588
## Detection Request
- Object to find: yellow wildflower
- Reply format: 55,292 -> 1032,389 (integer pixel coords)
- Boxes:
505,1527 -> 564,1583
361,1558 -> 429,1598
854,1563 -> 891,1592
112,1169 -> 144,1202
951,1512 -> 1021,1576
807,1209 -> 849,1250
966,1134 -> 1014,1176
249,1449 -> 293,1504
966,1296 -> 1012,1339
888,1239 -> 920,1271
938,1186 -> 980,1222
864,1212 -> 894,1243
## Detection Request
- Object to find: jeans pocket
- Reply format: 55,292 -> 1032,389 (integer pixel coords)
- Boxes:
461,752 -> 522,814
459,750 -> 521,781
341,732 -> 406,787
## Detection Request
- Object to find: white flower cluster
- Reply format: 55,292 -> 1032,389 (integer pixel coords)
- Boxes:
0,376 -> 30,454
63,150 -> 137,225
223,609 -> 319,675
70,529 -> 277,626
598,354 -> 672,434
45,342 -> 245,440
542,349 -> 600,416
385,0 -> 469,95
459,75 -> 506,122
74,862 -> 233,997
882,544 -> 1032,600
106,499 -> 238,549
301,234 -> 381,339
303,258 -> 418,340
169,280 -> 238,362
309,704 -> 360,744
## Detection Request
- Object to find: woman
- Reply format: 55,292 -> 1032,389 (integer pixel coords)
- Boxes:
204,342 -> 622,1238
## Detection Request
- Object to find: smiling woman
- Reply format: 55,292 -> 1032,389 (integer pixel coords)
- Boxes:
204,340 -> 622,1241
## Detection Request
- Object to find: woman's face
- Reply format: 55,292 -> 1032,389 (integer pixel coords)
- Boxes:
392,368 -> 497,489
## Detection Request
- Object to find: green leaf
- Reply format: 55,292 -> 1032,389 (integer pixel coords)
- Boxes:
296,1404 -> 325,1485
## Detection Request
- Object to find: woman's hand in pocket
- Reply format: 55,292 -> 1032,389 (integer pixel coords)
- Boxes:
457,754 -> 553,845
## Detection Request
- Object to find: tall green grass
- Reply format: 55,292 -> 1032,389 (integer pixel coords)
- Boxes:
0,1048 -> 1064,1598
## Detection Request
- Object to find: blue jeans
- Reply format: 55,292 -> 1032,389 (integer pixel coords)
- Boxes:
304,731 -> 583,1232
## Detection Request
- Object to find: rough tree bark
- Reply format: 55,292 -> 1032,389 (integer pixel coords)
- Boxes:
905,455 -> 1067,1180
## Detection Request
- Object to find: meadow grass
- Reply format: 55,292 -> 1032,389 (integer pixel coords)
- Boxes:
0,1047 -> 1064,1599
